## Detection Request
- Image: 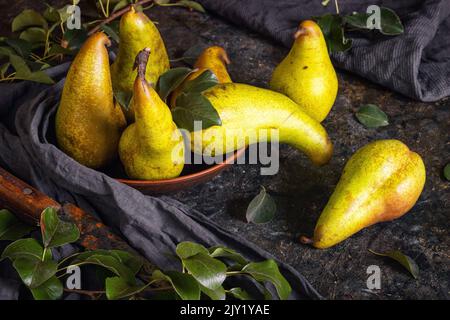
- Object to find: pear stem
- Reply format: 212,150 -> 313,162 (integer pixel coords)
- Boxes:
133,48 -> 151,81
299,235 -> 314,246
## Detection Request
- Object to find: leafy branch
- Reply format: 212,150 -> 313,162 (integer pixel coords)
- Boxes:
0,208 -> 291,300
0,0 -> 205,85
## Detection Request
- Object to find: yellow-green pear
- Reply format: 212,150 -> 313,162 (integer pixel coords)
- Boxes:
111,6 -> 170,121
270,20 -> 338,122
55,32 -> 126,169
119,48 -> 184,180
190,83 -> 333,166
311,140 -> 426,249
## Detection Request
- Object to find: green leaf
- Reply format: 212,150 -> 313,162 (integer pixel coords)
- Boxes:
0,209 -> 34,241
200,284 -> 226,300
246,186 -> 276,224
19,27 -> 47,44
344,12 -> 371,29
227,287 -> 252,300
30,276 -> 63,300
172,93 -> 222,131
208,246 -> 248,266
344,8 -> 404,36
40,207 -> 80,248
180,69 -> 218,95
369,249 -> 419,279
105,276 -> 147,300
379,7 -> 404,35
175,0 -> 205,13
182,253 -> 227,290
444,163 -> 450,181
356,104 -> 389,128
13,257 -> 57,288
176,241 -> 209,259
48,44 -> 74,56
152,270 -> 201,300
316,14 -> 352,53
74,254 -> 136,284
0,46 -> 15,58
16,70 -> 55,84
113,89 -> 133,110
101,23 -> 120,44
242,260 -> 291,300
5,39 -> 32,58
43,5 -> 61,23
8,54 -> 54,84
74,250 -> 142,275
12,9 -> 48,32
2,238 -> 45,262
112,0 -> 131,13
156,67 -> 194,102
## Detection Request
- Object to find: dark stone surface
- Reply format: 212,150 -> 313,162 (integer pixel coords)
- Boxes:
0,1 -> 448,299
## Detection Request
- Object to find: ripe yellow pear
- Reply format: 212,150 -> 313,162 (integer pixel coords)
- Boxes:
190,83 -> 333,166
111,6 -> 170,122
270,20 -> 338,122
119,48 -> 184,180
55,32 -> 126,169
311,140 -> 426,249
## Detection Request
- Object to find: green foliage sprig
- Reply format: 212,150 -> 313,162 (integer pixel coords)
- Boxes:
0,0 -> 204,85
0,208 -> 291,300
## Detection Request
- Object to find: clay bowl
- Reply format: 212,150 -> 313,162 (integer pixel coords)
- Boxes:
111,148 -> 246,194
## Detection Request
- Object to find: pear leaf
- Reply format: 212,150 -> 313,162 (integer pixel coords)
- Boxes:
30,276 -> 63,300
5,39 -> 32,58
180,69 -> 218,95
156,67 -> 194,102
105,276 -> 147,300
12,9 -> 48,32
200,284 -> 226,300
173,0 -> 205,13
356,104 -> 389,128
13,257 -> 58,288
176,241 -> 209,259
369,249 -> 419,279
112,0 -> 130,13
227,287 -> 252,300
181,253 -> 227,290
444,163 -> 450,181
19,27 -> 47,44
101,23 -> 120,44
242,259 -> 291,300
40,207 -> 80,248
182,45 -> 205,66
43,6 -> 61,23
208,246 -> 248,266
74,249 -> 143,275
1,238 -> 46,262
246,186 -> 276,224
113,89 -> 133,110
316,14 -> 352,53
172,92 -> 222,131
0,62 -> 10,78
379,7 -> 404,35
0,209 -> 34,241
152,270 -> 201,300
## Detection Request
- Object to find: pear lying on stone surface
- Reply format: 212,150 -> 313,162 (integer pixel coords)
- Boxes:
270,20 -> 338,122
309,139 -> 426,249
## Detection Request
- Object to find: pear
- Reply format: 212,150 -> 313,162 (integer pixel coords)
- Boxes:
270,20 -> 338,122
55,32 -> 126,169
170,46 -> 231,108
190,83 -> 333,166
310,140 -> 426,249
111,6 -> 170,121
119,48 -> 184,180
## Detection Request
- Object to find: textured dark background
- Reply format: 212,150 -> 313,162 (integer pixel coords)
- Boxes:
0,1 -> 449,299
